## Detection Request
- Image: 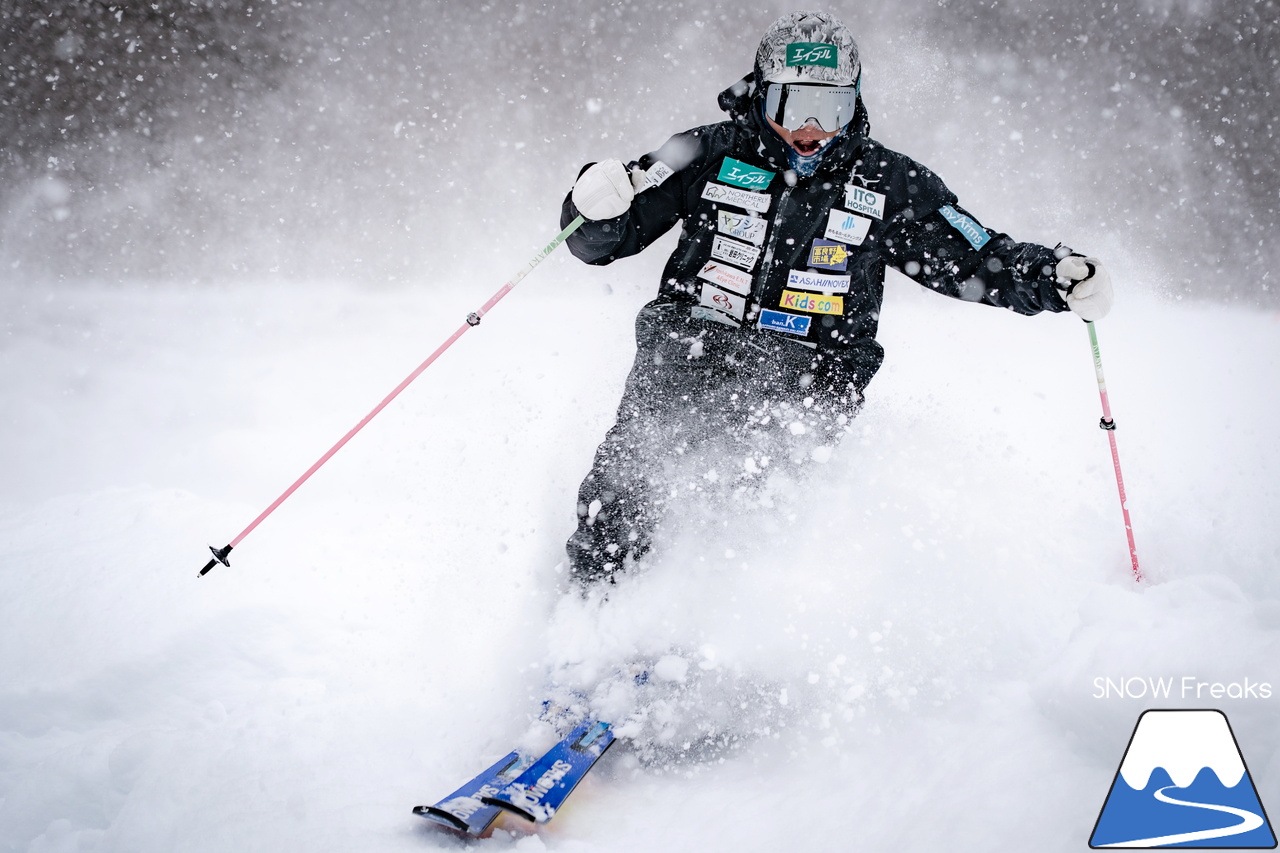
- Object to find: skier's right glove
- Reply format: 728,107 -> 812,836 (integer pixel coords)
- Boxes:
1055,255 -> 1114,321
571,159 -> 643,220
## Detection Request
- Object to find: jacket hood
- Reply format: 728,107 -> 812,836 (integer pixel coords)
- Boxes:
717,73 -> 870,176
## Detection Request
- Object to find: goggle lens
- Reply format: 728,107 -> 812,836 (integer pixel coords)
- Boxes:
763,83 -> 859,133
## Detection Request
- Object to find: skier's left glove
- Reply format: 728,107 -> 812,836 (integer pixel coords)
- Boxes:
1055,255 -> 1114,321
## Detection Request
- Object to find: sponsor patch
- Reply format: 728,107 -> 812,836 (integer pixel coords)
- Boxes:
717,157 -> 774,191
939,204 -> 990,250
691,305 -> 741,328
701,181 -> 772,214
696,260 -> 754,296
758,309 -> 812,337
781,289 -> 843,315
718,210 -> 768,246
807,239 -> 849,271
710,235 -> 762,271
786,269 -> 850,294
824,209 -> 872,246
785,42 -> 838,69
843,184 -> 886,219
699,283 -> 746,320
642,160 -> 675,190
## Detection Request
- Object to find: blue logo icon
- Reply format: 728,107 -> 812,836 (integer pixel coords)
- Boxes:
1090,710 -> 1276,848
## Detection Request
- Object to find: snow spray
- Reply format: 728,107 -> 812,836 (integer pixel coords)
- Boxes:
1087,320 -> 1143,582
197,216 -> 586,577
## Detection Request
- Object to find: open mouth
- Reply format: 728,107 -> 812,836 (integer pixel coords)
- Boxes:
792,139 -> 823,156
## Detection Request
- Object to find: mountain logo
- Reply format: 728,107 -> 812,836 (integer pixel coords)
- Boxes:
1090,709 -> 1276,848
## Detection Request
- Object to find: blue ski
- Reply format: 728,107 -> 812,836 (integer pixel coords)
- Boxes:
413,750 -> 532,835
482,720 -> 615,823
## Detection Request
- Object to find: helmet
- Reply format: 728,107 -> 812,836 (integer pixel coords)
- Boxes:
754,11 -> 861,87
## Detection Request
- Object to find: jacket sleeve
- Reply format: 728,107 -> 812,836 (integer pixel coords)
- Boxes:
879,171 -> 1069,316
561,130 -> 707,265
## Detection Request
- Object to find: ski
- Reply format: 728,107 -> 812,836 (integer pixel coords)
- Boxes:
482,719 -> 616,823
413,750 -> 532,836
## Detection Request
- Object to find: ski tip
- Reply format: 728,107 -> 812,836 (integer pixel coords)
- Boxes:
412,805 -> 473,833
481,796 -> 542,824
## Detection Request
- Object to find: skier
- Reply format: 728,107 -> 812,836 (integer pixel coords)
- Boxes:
560,11 -> 1113,587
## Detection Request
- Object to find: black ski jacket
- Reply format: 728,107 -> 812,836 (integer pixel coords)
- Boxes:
562,75 -> 1069,395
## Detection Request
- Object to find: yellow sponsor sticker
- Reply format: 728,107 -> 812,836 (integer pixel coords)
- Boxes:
780,289 -> 843,315
809,242 -> 848,268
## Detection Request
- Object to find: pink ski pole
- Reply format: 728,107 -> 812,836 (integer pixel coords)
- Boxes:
1086,320 -> 1143,582
198,216 -> 586,577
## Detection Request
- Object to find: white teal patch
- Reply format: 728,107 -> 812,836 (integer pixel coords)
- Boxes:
785,43 -> 838,69
717,157 -> 774,191
939,204 -> 990,250
843,184 -> 885,219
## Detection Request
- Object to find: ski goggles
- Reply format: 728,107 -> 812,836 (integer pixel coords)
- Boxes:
762,82 -> 859,133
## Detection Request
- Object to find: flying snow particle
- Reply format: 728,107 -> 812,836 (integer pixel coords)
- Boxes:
653,655 -> 689,684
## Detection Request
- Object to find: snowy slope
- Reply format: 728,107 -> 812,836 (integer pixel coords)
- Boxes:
2,245 -> 1278,851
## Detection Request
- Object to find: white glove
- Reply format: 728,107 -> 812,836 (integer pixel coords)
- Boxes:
1055,255 -> 1114,321
571,159 -> 641,220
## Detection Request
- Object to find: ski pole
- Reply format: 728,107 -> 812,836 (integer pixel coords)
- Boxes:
1085,320 -> 1143,582
198,215 -> 586,577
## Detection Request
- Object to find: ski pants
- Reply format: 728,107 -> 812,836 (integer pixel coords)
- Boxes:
565,300 -> 865,586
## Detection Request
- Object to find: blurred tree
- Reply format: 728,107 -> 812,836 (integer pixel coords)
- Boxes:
940,0 -> 1279,299
0,0 -> 301,172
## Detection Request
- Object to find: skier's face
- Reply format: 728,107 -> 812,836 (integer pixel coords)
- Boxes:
765,115 -> 840,157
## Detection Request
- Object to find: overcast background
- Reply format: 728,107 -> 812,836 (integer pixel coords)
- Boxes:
2,0 -> 1276,301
